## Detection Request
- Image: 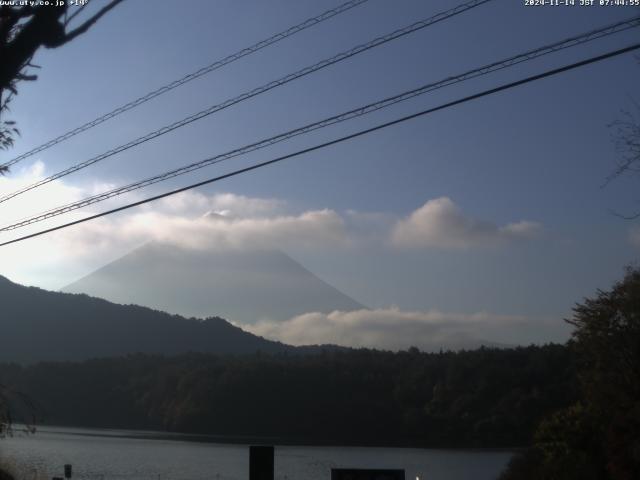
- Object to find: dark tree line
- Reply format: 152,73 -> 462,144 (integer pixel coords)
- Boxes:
0,344 -> 577,448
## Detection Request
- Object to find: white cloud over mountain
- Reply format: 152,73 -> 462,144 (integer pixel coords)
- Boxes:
0,162 -> 542,291
161,191 -> 284,218
391,197 -> 541,249
111,207 -> 349,251
0,165 -> 349,285
245,307 -> 546,351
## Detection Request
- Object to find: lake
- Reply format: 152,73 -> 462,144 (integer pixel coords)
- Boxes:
0,426 -> 513,480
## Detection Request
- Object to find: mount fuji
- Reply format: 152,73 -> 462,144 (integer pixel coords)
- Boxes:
63,241 -> 364,325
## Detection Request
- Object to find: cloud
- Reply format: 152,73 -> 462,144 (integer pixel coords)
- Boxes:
0,161 -> 85,223
0,162 -> 117,287
71,190 -> 342,251
100,207 -> 349,251
0,165 -> 350,286
391,197 -> 541,249
0,163 -> 542,294
244,307 -> 555,352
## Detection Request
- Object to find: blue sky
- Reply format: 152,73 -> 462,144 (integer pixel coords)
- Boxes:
0,0 -> 639,348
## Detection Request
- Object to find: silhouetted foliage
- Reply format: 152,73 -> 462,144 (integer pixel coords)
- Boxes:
500,267 -> 640,479
0,1 -> 124,159
0,345 -> 577,448
0,382 -> 36,437
0,467 -> 13,480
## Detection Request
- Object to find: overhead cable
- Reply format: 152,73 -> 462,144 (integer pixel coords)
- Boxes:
0,0 -> 493,204
0,0 -> 371,169
2,16 -> 638,231
1,42 -> 638,247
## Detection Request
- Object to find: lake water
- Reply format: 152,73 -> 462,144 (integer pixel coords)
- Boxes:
0,426 -> 513,480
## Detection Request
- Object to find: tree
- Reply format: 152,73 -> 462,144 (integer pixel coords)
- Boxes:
567,266 -> 640,479
500,267 -> 640,480
0,1 -> 125,168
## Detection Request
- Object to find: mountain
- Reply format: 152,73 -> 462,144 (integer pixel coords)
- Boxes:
0,275 -> 291,363
62,242 -> 364,324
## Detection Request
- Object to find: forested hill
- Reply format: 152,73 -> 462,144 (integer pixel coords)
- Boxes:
0,275 -> 291,363
0,345 -> 577,448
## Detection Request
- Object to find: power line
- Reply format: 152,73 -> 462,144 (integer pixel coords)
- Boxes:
0,0 -> 370,170
0,0 -> 492,205
1,42 -> 638,248
3,16 -> 638,231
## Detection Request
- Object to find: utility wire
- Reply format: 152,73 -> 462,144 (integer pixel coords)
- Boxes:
0,0 -> 492,205
0,0 -> 370,170
1,42 -> 638,248
2,16 -> 638,231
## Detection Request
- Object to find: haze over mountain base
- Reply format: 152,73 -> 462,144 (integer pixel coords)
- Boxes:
63,242 -> 365,325
59,241 -> 536,351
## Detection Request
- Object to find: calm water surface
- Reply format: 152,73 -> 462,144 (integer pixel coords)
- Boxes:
0,426 -> 513,480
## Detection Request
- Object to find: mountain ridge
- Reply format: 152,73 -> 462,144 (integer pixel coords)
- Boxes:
0,274 -> 295,363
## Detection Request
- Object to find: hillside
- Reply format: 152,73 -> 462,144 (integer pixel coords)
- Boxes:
0,275 -> 291,363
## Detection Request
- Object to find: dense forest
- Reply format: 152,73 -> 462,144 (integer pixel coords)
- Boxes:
0,344 -> 576,448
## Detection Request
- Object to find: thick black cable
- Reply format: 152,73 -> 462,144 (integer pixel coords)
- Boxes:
0,0 -> 370,169
1,42 -> 638,248
3,15 -> 638,230
0,0 -> 492,204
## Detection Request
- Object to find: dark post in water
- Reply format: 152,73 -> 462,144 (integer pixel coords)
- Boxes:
249,445 -> 274,480
331,469 -> 406,480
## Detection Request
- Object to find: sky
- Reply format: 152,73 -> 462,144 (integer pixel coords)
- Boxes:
0,0 -> 639,350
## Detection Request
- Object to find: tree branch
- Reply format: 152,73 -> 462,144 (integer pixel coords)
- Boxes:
58,0 -> 124,45
64,3 -> 87,27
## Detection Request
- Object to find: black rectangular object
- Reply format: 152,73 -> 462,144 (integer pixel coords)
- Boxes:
331,469 -> 405,480
249,445 -> 274,480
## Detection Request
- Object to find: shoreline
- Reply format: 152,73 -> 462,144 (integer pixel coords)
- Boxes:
15,424 -> 522,452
